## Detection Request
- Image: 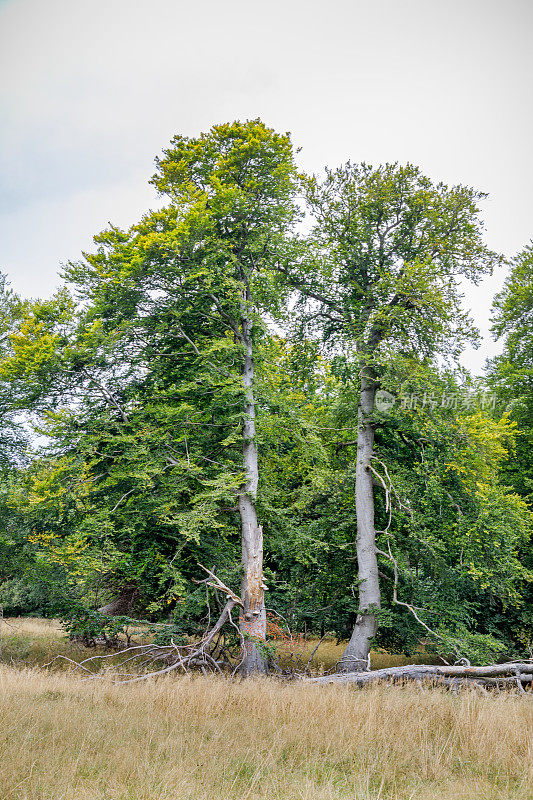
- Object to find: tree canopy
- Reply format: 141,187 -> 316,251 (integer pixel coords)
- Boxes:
0,121 -> 531,674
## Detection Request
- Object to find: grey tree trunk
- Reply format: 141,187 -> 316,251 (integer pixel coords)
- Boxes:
98,583 -> 138,616
238,296 -> 268,676
337,373 -> 381,672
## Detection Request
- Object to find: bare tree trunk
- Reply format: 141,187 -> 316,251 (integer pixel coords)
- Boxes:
337,373 -> 381,672
238,295 -> 268,676
98,583 -> 138,616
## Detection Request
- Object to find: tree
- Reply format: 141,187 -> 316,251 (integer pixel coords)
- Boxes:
490,242 -> 533,500
2,120 -> 299,675
488,241 -> 533,649
104,120 -> 299,673
3,135 -> 529,676
278,163 -> 500,670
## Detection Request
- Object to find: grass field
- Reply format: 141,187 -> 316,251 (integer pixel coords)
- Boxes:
0,619 -> 532,799
0,617 -> 441,673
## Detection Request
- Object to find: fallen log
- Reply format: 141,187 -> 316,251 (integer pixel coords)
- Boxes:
307,662 -> 533,688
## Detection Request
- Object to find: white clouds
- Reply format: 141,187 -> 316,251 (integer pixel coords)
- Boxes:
0,0 -> 532,371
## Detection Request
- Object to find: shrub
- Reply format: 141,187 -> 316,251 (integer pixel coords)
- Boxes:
0,578 -> 49,616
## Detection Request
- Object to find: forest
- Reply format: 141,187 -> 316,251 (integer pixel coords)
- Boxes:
0,119 -> 532,683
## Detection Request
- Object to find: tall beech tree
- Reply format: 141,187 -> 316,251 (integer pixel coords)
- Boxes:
279,163 -> 500,670
4,121 -> 299,675
142,121 -> 299,674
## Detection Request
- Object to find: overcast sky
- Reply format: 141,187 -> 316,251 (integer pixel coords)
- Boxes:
1,0 -> 532,374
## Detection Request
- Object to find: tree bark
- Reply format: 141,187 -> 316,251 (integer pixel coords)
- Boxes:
98,583 -> 138,616
337,372 -> 381,672
238,295 -> 268,676
308,661 -> 533,687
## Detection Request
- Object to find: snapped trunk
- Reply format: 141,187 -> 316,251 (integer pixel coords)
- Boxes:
238,303 -> 267,676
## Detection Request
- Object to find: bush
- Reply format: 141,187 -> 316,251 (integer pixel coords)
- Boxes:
0,578 -> 49,616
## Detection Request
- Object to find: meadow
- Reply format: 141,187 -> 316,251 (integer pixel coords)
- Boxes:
0,617 -> 441,673
0,618 -> 532,800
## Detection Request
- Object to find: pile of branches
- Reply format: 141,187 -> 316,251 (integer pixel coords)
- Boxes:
51,566 -> 247,681
307,661 -> 533,693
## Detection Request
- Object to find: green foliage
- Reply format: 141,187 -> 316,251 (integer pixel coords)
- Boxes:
436,626 -> 508,665
288,162 -> 500,363
0,123 -> 530,665
0,578 -> 49,616
57,605 -> 129,645
490,243 -> 533,501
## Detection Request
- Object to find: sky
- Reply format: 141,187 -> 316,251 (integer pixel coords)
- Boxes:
1,0 -> 532,374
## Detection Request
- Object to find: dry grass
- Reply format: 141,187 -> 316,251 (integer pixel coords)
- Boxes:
0,665 -> 531,800
0,617 -> 111,669
0,618 -> 441,674
279,637 -> 444,673
0,620 -> 532,798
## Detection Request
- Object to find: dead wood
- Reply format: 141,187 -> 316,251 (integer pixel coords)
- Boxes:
307,661 -> 533,690
48,566 -> 246,682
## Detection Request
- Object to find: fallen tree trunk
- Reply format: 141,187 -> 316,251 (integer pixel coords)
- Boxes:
307,662 -> 533,689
